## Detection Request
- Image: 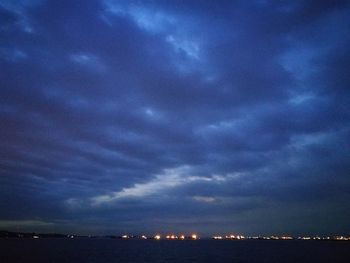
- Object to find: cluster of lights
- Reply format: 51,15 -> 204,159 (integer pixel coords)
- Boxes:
155,234 -> 198,240
119,233 -> 350,241
297,236 -> 349,241
251,236 -> 293,240
212,235 -> 245,240
211,235 -> 350,241
280,236 -> 293,240
334,236 -> 349,241
27,232 -> 350,241
119,234 -> 198,240
165,234 -> 178,239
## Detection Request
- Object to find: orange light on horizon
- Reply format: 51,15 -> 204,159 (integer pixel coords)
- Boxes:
191,234 -> 198,240
154,235 -> 161,240
180,235 -> 185,240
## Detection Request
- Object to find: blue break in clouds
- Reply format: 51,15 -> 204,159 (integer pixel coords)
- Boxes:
0,0 -> 350,235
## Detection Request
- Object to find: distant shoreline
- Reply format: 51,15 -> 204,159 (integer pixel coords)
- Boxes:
1,230 -> 349,241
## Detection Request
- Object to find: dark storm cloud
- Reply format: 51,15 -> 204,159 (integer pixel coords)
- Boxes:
0,0 -> 349,236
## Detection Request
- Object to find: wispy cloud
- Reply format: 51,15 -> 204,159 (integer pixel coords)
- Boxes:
104,1 -> 176,33
193,195 -> 217,203
104,0 -> 202,70
89,166 -> 228,206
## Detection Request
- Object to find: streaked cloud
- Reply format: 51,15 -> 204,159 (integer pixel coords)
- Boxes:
90,166 -> 229,206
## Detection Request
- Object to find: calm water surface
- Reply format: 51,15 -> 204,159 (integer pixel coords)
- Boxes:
0,239 -> 349,263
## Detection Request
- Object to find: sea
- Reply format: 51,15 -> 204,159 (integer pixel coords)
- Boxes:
1,239 -> 349,263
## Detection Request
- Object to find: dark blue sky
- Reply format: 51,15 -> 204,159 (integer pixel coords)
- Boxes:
1,0 -> 350,236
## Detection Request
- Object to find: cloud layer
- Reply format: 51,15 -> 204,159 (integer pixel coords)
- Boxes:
1,0 -> 350,236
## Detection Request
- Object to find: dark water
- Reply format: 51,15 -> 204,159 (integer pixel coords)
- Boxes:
1,239 -> 349,263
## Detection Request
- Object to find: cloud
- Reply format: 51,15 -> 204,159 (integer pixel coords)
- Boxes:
89,166 -> 228,206
0,0 -> 349,235
193,196 -> 216,203
105,1 -> 176,34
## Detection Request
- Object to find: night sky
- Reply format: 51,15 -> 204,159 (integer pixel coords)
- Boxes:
1,0 -> 350,237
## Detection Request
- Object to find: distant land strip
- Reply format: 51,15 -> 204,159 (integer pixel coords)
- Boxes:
0,231 -> 349,241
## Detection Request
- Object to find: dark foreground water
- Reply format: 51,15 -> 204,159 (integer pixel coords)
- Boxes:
1,239 -> 349,263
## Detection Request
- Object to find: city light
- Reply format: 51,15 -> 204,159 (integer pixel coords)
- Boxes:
4,231 -> 345,242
